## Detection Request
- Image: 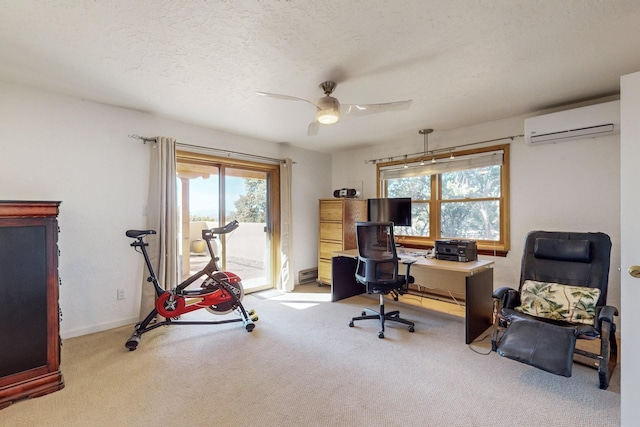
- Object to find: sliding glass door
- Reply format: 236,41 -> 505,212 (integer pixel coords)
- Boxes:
176,152 -> 280,293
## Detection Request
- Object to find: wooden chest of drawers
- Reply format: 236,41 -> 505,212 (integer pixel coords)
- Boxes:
317,199 -> 367,285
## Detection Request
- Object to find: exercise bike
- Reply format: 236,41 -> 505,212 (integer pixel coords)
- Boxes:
124,220 -> 257,351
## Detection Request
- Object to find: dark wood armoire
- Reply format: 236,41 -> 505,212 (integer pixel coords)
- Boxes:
0,201 -> 63,409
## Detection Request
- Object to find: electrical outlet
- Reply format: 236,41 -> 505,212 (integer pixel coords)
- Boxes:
117,289 -> 125,300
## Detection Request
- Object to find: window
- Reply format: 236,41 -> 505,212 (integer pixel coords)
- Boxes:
377,144 -> 510,253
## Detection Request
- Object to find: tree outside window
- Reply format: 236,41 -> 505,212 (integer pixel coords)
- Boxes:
378,144 -> 509,252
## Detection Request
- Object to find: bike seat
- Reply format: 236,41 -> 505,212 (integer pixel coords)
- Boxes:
126,229 -> 157,238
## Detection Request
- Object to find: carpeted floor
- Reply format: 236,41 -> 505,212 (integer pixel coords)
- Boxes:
0,286 -> 620,426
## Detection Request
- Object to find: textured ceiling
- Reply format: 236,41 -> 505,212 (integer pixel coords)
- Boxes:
1,1 -> 640,152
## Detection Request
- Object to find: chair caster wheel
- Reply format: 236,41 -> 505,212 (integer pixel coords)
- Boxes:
408,326 -> 415,332
348,321 -> 354,327
378,332 -> 384,339
361,311 -> 367,316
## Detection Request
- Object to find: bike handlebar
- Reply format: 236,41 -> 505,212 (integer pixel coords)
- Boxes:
201,220 -> 239,240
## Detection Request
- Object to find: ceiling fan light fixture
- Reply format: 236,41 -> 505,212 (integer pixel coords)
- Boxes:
317,110 -> 339,124
258,80 -> 410,135
316,96 -> 340,124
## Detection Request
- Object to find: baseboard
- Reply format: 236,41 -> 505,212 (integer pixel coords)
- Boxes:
61,316 -> 138,339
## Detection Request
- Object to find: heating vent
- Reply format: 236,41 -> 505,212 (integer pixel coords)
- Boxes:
298,267 -> 318,284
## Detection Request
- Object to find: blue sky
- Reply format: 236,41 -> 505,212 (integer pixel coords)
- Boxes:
181,176 -> 246,217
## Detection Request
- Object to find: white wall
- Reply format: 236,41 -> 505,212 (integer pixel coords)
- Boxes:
0,80 -> 624,344
620,71 -> 640,426
332,102 -> 622,317
0,82 -> 331,338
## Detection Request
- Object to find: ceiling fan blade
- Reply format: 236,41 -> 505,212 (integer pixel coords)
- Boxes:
259,83 -> 410,135
307,120 -> 320,136
341,99 -> 413,118
256,92 -> 320,109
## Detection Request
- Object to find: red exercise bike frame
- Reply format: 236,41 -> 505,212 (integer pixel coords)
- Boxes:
124,220 -> 257,351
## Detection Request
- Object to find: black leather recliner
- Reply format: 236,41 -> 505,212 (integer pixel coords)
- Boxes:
491,231 -> 618,389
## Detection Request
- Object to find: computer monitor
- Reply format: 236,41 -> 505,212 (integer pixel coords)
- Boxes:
367,198 -> 412,227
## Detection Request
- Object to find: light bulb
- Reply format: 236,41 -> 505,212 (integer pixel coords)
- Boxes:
316,96 -> 340,124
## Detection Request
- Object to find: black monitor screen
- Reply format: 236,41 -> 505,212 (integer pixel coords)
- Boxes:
367,198 -> 412,227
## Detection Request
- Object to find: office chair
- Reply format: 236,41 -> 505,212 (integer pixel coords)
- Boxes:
491,231 -> 618,389
348,222 -> 415,338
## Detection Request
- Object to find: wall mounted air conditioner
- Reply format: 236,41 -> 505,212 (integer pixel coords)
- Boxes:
524,100 -> 620,145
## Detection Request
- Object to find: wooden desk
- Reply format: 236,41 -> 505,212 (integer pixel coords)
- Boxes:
331,249 -> 494,344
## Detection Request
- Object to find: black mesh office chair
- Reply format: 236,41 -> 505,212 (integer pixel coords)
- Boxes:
491,231 -> 618,389
348,222 -> 415,338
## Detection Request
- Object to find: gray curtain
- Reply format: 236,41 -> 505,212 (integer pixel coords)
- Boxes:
279,158 -> 295,292
139,136 -> 179,320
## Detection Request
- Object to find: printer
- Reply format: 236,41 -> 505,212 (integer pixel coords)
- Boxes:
435,239 -> 478,262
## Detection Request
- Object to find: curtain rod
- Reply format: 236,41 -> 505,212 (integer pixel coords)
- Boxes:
364,134 -> 523,165
128,134 -> 291,164
176,142 -> 290,164
129,134 -> 157,144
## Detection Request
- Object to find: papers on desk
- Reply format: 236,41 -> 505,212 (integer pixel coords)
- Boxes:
397,248 -> 434,259
400,257 -> 418,264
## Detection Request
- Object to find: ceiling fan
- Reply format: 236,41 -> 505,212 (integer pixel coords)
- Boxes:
256,81 -> 412,136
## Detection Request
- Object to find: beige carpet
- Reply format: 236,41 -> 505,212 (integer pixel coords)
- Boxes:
1,285 -> 620,426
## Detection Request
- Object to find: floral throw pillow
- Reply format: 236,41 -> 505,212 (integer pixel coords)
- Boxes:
515,280 -> 601,325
